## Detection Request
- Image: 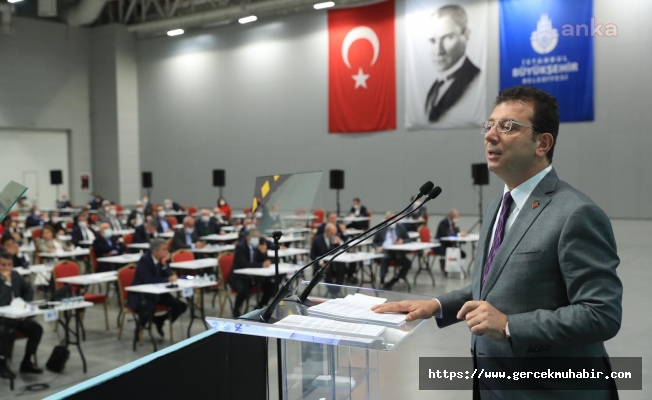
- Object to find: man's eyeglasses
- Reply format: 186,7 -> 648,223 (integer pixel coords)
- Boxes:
480,119 -> 538,135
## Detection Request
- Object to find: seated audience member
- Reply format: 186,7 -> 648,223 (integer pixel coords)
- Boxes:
88,193 -> 102,210
128,201 -> 146,228
238,217 -> 257,243
56,194 -> 71,210
71,215 -> 96,246
37,225 -> 72,254
93,223 -> 126,272
217,197 -> 232,221
154,206 -> 173,233
404,195 -> 428,232
347,198 -> 369,230
0,251 -> 43,378
1,217 -> 22,244
310,223 -> 346,295
211,207 -> 231,229
1,236 -> 29,268
101,205 -> 124,231
127,239 -> 187,337
261,204 -> 282,230
228,229 -> 273,318
373,212 -> 412,290
316,212 -> 348,238
163,199 -> 181,212
133,220 -> 158,244
434,209 -> 467,277
170,217 -> 205,253
16,197 -> 30,214
196,209 -> 218,237
142,195 -> 153,216
46,211 -> 67,235
25,207 -> 44,228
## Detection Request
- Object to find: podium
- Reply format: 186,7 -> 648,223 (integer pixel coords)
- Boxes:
206,282 -> 432,400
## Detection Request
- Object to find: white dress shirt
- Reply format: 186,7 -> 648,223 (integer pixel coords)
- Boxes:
434,165 -> 552,318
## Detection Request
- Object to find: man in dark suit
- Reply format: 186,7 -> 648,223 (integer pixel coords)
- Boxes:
127,239 -> 187,337
316,212 -> 348,239
196,209 -> 218,237
228,229 -> 273,318
310,223 -> 347,295
133,221 -> 158,244
0,251 -> 43,378
170,217 -> 205,253
374,86 -> 622,398
154,206 -> 173,233
434,208 -> 467,276
71,215 -> 96,246
127,201 -> 146,228
424,5 -> 481,124
56,195 -> 71,210
101,205 -> 124,231
373,212 -> 412,290
347,198 -> 369,230
1,236 -> 29,269
45,211 -> 67,235
93,223 -> 126,272
25,207 -> 44,228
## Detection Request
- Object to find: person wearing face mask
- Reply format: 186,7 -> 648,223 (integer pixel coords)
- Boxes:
434,209 -> 467,277
93,223 -> 126,272
196,209 -> 218,237
88,193 -> 103,211
0,217 -> 22,244
170,217 -> 205,253
71,215 -> 96,246
133,220 -> 159,244
229,229 -> 273,318
46,211 -> 67,235
310,223 -> 347,295
347,198 -> 369,230
211,207 -> 231,230
97,199 -> 112,221
101,205 -> 124,231
154,206 -> 173,233
25,206 -> 44,228
128,200 -> 146,228
37,225 -> 72,254
216,197 -> 231,221
141,196 -> 153,216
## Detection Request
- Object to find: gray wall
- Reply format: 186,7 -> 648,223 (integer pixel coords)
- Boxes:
0,18 -> 92,206
135,0 -> 649,219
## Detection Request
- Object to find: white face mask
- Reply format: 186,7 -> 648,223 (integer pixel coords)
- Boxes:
185,228 -> 194,234
249,237 -> 260,247
143,198 -> 149,204
158,211 -> 166,218
78,221 -> 88,228
137,207 -> 144,213
110,210 -> 117,216
219,200 -> 226,206
201,215 -> 210,222
452,218 -> 459,225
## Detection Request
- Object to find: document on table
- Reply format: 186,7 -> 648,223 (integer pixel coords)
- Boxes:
274,315 -> 386,337
344,293 -> 387,305
308,298 -> 406,327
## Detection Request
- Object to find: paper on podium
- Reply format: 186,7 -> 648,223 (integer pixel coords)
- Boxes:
274,315 -> 386,337
308,297 -> 405,327
344,293 -> 387,306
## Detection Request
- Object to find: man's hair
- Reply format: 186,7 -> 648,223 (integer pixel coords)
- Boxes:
433,5 -> 468,32
327,212 -> 337,218
43,224 -> 56,235
495,85 -> 559,162
0,251 -> 12,261
150,238 -> 167,251
1,234 -> 15,246
353,198 -> 360,203
246,228 -> 260,237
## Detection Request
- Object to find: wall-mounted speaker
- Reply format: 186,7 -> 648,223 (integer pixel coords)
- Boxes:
330,170 -> 344,190
50,170 -> 63,185
142,172 -> 153,189
472,163 -> 489,186
213,170 -> 225,187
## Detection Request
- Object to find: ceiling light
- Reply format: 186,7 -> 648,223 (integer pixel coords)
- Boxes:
314,2 -> 335,9
167,29 -> 184,36
239,16 -> 257,24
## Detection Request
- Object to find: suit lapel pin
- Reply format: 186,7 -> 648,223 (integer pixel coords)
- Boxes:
532,200 -> 540,209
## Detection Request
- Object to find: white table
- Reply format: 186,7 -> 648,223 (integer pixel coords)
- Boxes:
200,233 -> 239,242
58,234 -> 72,242
113,229 -> 135,236
281,215 -> 316,221
56,271 -> 118,285
231,212 -> 262,220
158,231 -> 175,238
190,244 -> 234,255
219,225 -> 240,232
78,240 -> 94,247
345,229 -> 364,236
39,249 -> 90,259
169,258 -> 217,271
126,279 -> 216,342
0,300 -> 94,373
321,252 -> 385,288
233,263 -> 301,277
408,231 -> 420,240
96,253 -> 142,264
128,243 -> 150,250
278,236 -> 305,245
14,264 -> 53,278
165,211 -> 187,217
384,242 -> 442,285
402,218 -> 425,224
266,228 -> 311,235
338,216 -> 370,222
267,248 -> 310,258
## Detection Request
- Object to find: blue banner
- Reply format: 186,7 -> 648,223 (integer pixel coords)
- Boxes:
500,0 -> 594,122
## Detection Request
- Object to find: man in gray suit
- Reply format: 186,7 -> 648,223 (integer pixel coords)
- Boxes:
374,86 -> 622,398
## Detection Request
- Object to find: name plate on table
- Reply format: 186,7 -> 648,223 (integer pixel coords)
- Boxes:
44,309 -> 59,322
182,287 -> 194,298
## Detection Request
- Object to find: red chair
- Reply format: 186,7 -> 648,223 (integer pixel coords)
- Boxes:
52,261 -> 109,330
188,206 -> 198,216
66,221 -> 74,231
217,253 -> 256,317
90,214 -> 98,224
171,249 -> 194,263
124,233 -> 134,246
117,264 -> 173,343
312,209 -> 325,229
7,211 -> 19,218
116,205 -> 124,212
218,204 -> 232,221
243,207 -> 251,214
89,247 -> 99,273
180,205 -> 187,212
31,228 -> 42,241
166,216 -> 178,228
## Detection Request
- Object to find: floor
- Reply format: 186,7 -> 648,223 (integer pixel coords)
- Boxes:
1,216 -> 650,400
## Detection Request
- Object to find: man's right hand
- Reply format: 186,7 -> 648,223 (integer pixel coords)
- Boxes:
169,274 -> 178,283
371,299 -> 440,322
263,260 -> 272,268
0,269 -> 11,284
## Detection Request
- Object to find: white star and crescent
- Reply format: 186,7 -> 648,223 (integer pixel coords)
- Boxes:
341,26 -> 380,89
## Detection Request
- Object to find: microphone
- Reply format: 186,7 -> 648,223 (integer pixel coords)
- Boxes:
238,182 -> 440,323
297,185 -> 442,304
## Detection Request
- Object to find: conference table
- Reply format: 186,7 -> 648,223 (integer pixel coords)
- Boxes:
383,242 -> 441,290
200,233 -> 239,242
126,279 -> 217,349
322,252 -> 385,289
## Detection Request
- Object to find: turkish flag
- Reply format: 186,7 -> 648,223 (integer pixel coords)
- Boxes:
328,0 -> 396,133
